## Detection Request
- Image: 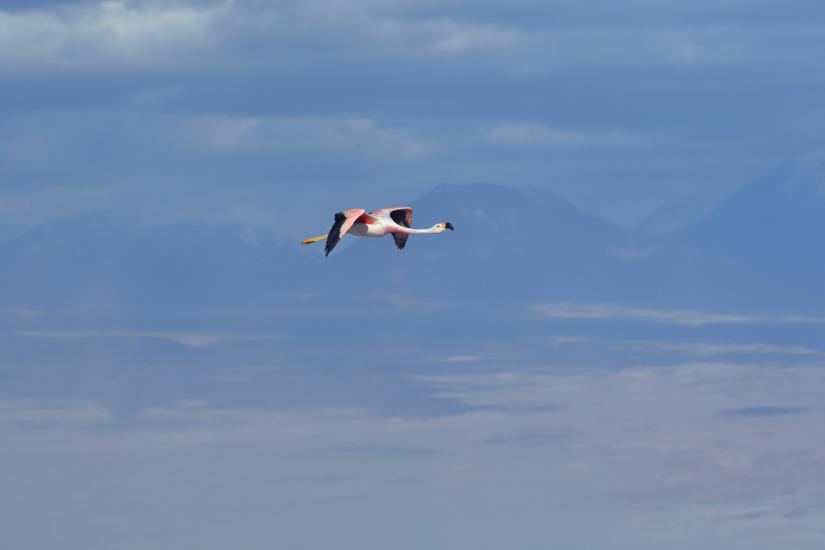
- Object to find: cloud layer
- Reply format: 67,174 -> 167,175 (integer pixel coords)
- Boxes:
3,360 -> 825,549
0,1 -> 225,72
3,1 -> 825,76
533,303 -> 825,326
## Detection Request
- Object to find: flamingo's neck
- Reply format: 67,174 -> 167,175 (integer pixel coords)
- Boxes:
397,226 -> 440,235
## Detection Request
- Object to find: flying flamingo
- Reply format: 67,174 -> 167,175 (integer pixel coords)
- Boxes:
301,207 -> 454,256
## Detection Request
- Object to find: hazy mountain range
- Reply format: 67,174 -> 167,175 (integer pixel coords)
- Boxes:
3,154 -> 824,325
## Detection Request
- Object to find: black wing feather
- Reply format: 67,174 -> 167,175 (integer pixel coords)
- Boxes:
325,212 -> 347,256
390,209 -> 412,250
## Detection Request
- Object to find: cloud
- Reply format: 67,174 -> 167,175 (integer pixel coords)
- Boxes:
533,303 -> 825,326
0,110 -> 437,169
0,307 -> 41,318
0,400 -> 111,426
440,355 -> 483,363
4,360 -> 825,548
646,341 -> 825,357
0,1 -> 227,72
366,291 -> 446,312
721,406 -> 811,418
420,20 -> 825,74
186,114 -> 437,157
548,335 -> 825,358
3,1 -> 824,77
484,121 -> 648,151
422,17 -> 519,55
17,330 -> 272,348
324,445 -> 438,457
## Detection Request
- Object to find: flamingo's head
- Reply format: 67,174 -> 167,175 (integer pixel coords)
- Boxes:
434,221 -> 454,233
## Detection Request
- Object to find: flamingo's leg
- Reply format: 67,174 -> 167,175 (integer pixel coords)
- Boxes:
301,234 -> 328,245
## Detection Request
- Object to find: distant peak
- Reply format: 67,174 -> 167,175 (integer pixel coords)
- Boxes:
426,181 -> 518,194
763,152 -> 825,196
420,182 -> 568,205
794,150 -> 825,171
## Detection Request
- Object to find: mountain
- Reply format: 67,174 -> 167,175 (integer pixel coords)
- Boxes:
318,183 -> 624,304
1,184 -> 648,327
636,195 -> 716,234
0,214 -> 311,318
679,152 -> 825,308
308,182 -> 759,312
3,167 -> 822,330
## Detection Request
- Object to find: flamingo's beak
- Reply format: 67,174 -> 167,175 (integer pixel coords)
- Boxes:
445,222 -> 454,231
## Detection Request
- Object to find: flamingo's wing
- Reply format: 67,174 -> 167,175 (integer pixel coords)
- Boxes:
325,208 -> 365,256
373,207 -> 413,250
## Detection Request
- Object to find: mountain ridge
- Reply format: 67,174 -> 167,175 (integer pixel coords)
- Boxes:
4,155 -> 825,321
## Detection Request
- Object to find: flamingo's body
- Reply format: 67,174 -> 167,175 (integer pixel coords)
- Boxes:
302,207 -> 453,256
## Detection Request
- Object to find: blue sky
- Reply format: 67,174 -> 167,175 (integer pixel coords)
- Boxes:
2,0 -> 825,234
3,2 -> 825,549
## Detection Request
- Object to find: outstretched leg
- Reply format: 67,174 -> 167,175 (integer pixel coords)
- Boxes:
301,234 -> 328,245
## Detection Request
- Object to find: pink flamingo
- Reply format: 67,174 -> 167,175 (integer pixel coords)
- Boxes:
302,207 -> 454,256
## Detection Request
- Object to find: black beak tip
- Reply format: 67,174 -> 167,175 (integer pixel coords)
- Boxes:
445,222 -> 454,231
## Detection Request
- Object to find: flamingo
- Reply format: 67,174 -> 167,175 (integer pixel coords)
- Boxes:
301,207 -> 454,256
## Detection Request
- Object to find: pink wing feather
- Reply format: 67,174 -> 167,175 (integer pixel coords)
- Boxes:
324,208 -> 365,256
339,208 -> 366,236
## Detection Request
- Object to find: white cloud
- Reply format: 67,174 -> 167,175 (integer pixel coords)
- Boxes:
645,340 -> 825,358
533,303 -> 825,326
0,110 -> 437,172
371,16 -> 825,76
0,400 -> 112,426
424,18 -> 519,55
549,334 -> 825,358
17,330 -> 272,348
2,1 -> 823,76
485,121 -> 648,151
366,291 -> 446,311
0,1 -> 227,71
186,114 -> 438,157
0,307 -> 41,318
440,355 -> 483,363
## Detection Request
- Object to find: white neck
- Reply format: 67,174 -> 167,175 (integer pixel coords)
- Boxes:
398,225 -> 442,234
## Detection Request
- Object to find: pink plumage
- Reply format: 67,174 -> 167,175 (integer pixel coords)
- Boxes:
301,207 -> 453,256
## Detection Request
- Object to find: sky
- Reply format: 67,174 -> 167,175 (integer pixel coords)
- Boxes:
3,2 -> 825,549
2,0 -> 825,235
